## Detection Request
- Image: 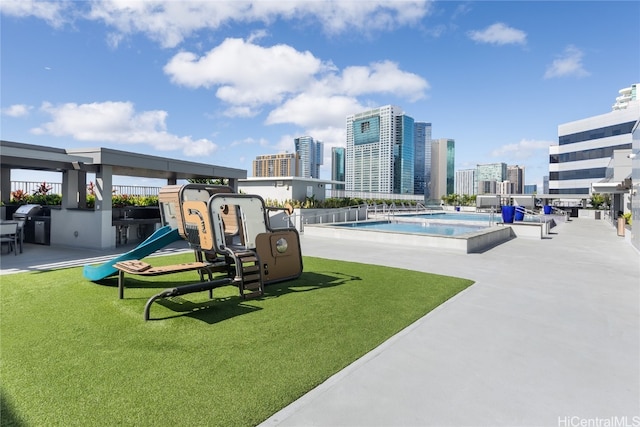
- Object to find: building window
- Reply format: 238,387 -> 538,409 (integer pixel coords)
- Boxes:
550,143 -> 632,163
559,121 -> 635,145
549,168 -> 607,181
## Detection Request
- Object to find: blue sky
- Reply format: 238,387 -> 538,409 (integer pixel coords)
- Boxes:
1,1 -> 639,190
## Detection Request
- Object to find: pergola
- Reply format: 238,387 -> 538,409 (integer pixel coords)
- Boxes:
0,140 -> 246,249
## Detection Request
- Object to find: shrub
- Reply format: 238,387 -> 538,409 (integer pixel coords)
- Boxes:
10,189 -> 28,205
135,195 -> 159,207
111,194 -> 135,208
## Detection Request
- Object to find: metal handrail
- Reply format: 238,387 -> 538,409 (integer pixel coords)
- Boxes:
489,206 -> 497,226
288,204 -> 368,232
515,206 -> 544,223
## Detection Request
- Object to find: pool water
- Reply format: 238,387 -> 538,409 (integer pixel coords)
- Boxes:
404,211 -> 542,223
413,212 -> 494,222
335,221 -> 487,236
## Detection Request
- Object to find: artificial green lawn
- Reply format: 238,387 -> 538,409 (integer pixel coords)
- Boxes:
1,254 -> 473,427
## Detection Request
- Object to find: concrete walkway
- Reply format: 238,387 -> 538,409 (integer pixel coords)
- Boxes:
1,218 -> 638,426
260,218 -> 640,427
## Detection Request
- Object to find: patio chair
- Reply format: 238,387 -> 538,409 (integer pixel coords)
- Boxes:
0,222 -> 19,255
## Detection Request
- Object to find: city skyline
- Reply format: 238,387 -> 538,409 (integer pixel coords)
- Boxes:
1,1 -> 638,191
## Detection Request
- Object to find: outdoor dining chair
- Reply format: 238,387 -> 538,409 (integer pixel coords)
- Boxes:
0,222 -> 19,255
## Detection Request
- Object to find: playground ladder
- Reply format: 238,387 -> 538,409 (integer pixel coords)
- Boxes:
234,251 -> 264,299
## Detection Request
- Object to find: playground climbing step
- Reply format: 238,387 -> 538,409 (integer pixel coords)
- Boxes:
235,252 -> 264,299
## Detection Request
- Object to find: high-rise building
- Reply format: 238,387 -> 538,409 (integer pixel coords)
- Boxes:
524,184 -> 537,194
612,83 -> 638,110
507,165 -> 525,194
253,153 -> 300,177
550,84 -> 639,195
456,169 -> 477,196
414,122 -> 432,196
476,163 -> 506,194
294,136 -> 323,179
331,147 -> 345,190
431,138 -> 455,200
497,180 -> 513,195
346,105 -> 415,194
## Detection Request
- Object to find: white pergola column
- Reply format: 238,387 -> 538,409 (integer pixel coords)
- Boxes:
60,170 -> 88,209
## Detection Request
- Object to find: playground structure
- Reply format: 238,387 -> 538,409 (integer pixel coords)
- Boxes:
102,183 -> 303,320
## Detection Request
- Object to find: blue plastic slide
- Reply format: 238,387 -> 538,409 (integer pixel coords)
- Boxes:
83,225 -> 182,281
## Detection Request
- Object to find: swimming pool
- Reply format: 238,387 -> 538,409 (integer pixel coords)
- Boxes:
335,220 -> 487,236
381,210 -> 548,225
414,212 -> 495,222
304,219 -> 513,253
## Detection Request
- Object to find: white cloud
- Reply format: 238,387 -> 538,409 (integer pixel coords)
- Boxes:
490,139 -> 553,159
31,101 -> 217,157
468,22 -> 527,45
165,38 -> 429,126
544,45 -> 590,79
452,3 -> 473,19
2,104 -> 33,117
164,38 -> 326,116
266,94 -> 363,129
0,0 -> 69,27
335,61 -> 429,101
85,0 -> 430,48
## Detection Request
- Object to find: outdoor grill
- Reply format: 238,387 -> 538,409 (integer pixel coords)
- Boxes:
13,204 -> 43,220
13,204 -> 51,245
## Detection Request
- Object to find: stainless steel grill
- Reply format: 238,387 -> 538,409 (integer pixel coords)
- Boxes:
13,204 -> 50,245
13,204 -> 43,219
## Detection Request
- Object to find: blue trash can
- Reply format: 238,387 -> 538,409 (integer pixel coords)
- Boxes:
501,206 -> 516,223
455,206 -> 460,212
543,205 -> 552,215
514,206 -> 525,221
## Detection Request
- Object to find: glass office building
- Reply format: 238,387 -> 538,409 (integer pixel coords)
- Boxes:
331,147 -> 345,190
414,122 -> 432,196
395,114 -> 415,194
477,163 -> 506,194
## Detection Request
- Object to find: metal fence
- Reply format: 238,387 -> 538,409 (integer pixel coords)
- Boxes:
10,181 -> 161,196
10,181 -> 433,202
326,189 -> 424,202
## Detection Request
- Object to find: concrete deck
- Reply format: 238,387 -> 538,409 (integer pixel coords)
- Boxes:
1,218 -> 638,426
262,218 -> 639,426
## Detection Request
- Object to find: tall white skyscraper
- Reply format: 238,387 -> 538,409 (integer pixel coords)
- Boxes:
346,105 -> 414,194
456,169 -> 477,196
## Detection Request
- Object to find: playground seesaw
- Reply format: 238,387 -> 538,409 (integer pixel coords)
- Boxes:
111,183 -> 303,320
